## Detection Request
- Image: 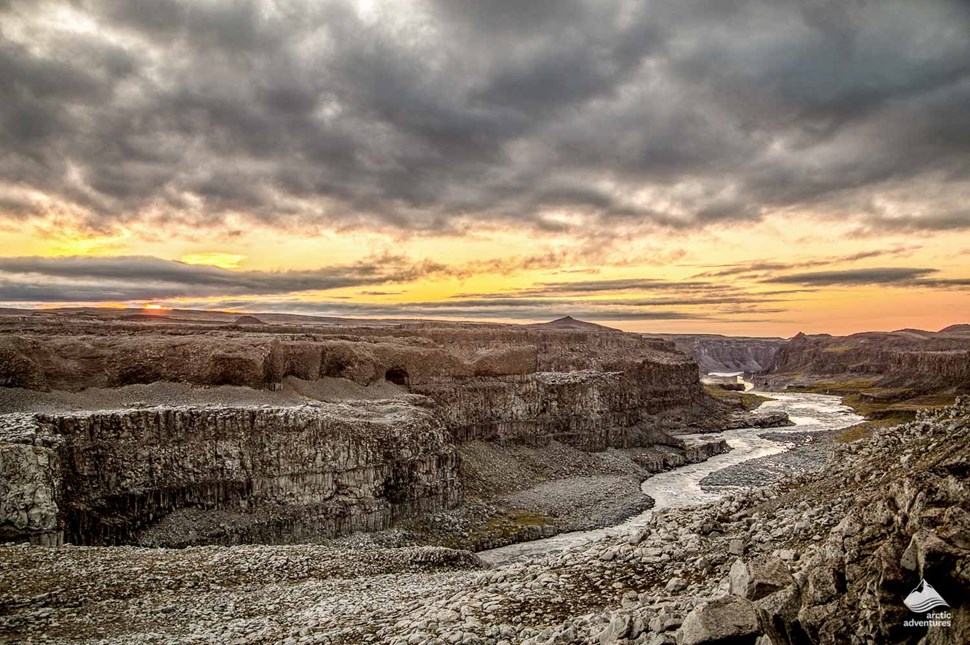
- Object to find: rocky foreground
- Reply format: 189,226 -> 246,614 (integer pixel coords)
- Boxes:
2,399 -> 968,643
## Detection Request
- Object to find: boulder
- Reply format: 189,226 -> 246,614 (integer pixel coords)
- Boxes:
755,584 -> 808,645
803,565 -> 843,606
676,595 -> 762,645
728,537 -> 746,556
597,613 -> 632,643
666,577 -> 688,592
729,556 -> 795,601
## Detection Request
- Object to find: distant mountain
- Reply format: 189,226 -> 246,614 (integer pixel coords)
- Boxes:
530,316 -> 619,332
233,315 -> 266,325
940,323 -> 970,334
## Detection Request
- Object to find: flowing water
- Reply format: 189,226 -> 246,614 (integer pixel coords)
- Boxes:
478,391 -> 862,565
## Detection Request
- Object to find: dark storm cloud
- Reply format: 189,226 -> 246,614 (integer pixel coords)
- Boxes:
1,0 -> 969,233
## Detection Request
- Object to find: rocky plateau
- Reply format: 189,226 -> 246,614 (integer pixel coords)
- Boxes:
2,310 -> 967,645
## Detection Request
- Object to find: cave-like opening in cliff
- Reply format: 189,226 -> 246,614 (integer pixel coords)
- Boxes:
385,367 -> 410,387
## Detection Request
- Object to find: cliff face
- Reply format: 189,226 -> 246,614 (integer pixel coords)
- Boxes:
0,326 -> 716,438
0,399 -> 459,547
758,328 -> 970,393
0,327 -> 682,391
416,364 -> 706,450
764,332 -> 892,377
0,334 -> 531,391
886,350 -> 970,389
767,401 -> 970,644
0,415 -> 60,543
652,334 -> 784,375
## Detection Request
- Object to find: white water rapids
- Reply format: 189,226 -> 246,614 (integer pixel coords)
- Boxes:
478,391 -> 862,565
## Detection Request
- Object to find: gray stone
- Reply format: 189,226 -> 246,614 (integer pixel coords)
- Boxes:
728,538 -> 746,556
804,566 -> 842,606
676,595 -> 761,645
729,557 -> 795,601
755,584 -> 803,645
665,577 -> 688,592
598,614 -> 631,643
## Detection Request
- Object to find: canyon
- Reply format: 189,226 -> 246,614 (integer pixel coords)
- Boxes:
0,311 -> 764,549
2,387 -> 966,644
651,334 -> 785,376
2,309 -> 968,645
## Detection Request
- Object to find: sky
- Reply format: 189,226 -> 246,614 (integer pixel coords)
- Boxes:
0,0 -> 969,336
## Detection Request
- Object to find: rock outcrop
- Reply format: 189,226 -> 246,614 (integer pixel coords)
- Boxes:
677,595 -> 761,645
748,400 -> 970,644
728,555 -> 795,601
632,439 -> 731,473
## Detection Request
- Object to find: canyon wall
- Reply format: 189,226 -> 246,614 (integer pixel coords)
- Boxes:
416,363 -> 709,450
885,350 -> 970,389
757,328 -> 970,393
0,325 -> 718,446
0,399 -> 458,547
652,334 -> 784,374
0,325 -> 686,392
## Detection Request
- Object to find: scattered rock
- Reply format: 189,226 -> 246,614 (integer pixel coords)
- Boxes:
665,577 -> 688,592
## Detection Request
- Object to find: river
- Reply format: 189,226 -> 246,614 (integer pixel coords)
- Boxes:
478,391 -> 863,565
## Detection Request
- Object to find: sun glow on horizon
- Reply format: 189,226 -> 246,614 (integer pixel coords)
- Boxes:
179,253 -> 247,269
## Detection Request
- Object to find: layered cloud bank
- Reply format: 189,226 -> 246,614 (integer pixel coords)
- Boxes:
0,254 -> 966,330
